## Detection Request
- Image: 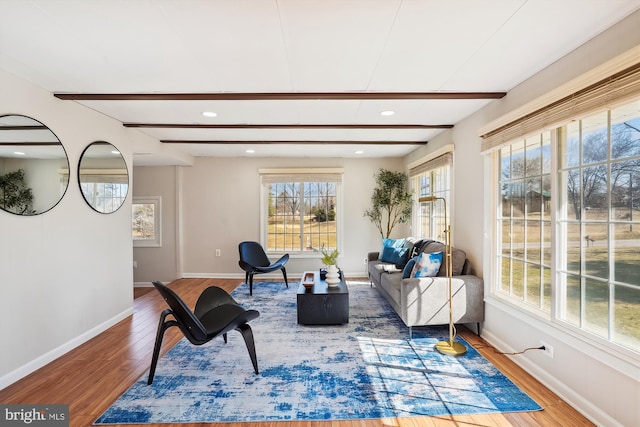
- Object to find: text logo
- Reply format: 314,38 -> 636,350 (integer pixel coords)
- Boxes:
1,405 -> 68,426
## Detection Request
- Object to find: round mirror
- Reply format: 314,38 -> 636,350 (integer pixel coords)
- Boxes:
78,141 -> 129,213
0,114 -> 70,216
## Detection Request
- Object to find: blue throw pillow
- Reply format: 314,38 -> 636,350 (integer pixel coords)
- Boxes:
402,256 -> 418,279
380,238 -> 408,265
411,251 -> 443,278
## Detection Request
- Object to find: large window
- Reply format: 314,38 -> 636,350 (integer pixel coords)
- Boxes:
495,98 -> 640,353
557,102 -> 640,351
410,153 -> 451,241
497,132 -> 552,312
261,169 -> 342,254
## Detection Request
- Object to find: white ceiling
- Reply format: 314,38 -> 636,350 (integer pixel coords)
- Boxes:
1,0 -> 639,165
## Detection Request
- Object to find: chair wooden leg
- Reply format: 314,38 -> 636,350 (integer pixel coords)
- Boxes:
281,267 -> 288,288
148,308 -> 176,385
237,323 -> 259,374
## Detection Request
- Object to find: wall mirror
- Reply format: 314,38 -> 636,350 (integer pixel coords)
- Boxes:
0,114 -> 70,216
78,141 -> 129,214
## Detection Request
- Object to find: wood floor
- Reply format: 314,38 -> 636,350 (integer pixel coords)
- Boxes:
0,278 -> 593,427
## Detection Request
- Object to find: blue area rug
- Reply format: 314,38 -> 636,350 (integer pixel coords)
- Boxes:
95,280 -> 541,424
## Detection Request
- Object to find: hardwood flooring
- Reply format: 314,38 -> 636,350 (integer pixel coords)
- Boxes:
0,278 -> 593,427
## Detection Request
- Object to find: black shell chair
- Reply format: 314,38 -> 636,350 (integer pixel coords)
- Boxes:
238,241 -> 289,295
148,280 -> 260,385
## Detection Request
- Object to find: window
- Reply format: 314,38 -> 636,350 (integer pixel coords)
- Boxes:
79,171 -> 128,214
494,98 -> 640,353
410,153 -> 452,241
497,132 -> 552,312
260,169 -> 342,254
557,102 -> 640,351
132,197 -> 161,247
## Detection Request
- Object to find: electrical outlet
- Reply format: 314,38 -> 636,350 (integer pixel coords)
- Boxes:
540,340 -> 554,358
364,257 -> 368,265
215,249 -> 221,257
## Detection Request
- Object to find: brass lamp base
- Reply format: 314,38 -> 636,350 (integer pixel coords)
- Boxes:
435,340 -> 467,356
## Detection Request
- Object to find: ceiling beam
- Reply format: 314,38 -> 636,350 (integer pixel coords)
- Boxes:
160,140 -> 426,145
124,123 -> 452,129
54,91 -> 506,101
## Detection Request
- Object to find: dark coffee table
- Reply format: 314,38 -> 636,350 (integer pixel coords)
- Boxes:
297,271 -> 349,325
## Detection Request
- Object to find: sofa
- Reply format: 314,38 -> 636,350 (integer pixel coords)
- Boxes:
367,237 -> 484,338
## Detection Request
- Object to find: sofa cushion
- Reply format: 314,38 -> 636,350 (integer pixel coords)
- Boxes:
380,238 -> 409,265
410,251 -> 443,277
402,256 -> 418,278
421,241 -> 467,276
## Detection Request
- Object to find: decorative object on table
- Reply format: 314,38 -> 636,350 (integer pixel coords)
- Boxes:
364,168 -> 413,238
302,272 -> 315,290
320,246 -> 340,286
418,195 -> 467,356
95,281 -> 540,424
324,265 -> 341,286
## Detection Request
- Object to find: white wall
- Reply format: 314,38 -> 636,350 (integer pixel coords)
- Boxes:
0,69 -> 142,388
406,10 -> 640,427
178,156 -> 407,278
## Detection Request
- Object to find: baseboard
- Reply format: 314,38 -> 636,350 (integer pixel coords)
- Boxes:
134,282 -> 154,287
480,330 -> 622,427
0,307 -> 133,391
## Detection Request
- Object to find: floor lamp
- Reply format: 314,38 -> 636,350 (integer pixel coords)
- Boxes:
419,196 -> 467,356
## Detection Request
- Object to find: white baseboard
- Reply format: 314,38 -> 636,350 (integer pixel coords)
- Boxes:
0,307 -> 133,391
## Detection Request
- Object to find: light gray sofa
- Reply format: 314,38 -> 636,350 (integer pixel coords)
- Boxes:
367,238 -> 484,338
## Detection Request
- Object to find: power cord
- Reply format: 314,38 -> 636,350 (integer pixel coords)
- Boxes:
474,345 -> 545,356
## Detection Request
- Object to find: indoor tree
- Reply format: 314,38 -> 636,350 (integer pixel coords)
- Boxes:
0,169 -> 35,215
364,168 -> 413,238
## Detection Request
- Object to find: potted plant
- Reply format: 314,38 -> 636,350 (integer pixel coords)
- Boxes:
319,246 -> 341,286
0,169 -> 35,215
320,247 -> 339,266
364,168 -> 413,238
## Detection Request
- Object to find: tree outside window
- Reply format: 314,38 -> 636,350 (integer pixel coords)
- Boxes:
133,197 -> 161,247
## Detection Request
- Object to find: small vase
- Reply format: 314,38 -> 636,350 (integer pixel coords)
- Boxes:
325,264 -> 340,286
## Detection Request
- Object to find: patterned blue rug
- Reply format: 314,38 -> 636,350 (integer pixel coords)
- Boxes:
95,280 -> 541,424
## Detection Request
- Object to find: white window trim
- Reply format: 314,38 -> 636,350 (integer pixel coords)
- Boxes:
133,196 -> 162,248
485,125 -> 640,369
259,168 -> 343,258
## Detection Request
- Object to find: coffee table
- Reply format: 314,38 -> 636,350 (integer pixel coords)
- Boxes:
297,270 -> 349,325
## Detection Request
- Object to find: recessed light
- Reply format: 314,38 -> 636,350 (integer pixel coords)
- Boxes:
202,111 -> 218,118
246,149 -> 255,154
355,150 -> 364,154
111,150 -> 120,155
380,110 -> 395,116
14,151 -> 25,155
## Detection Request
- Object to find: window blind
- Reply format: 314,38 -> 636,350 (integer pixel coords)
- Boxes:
259,168 -> 343,184
480,62 -> 640,153
409,152 -> 453,177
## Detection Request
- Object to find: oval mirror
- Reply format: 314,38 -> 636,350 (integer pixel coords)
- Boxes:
0,114 -> 70,216
78,141 -> 129,214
